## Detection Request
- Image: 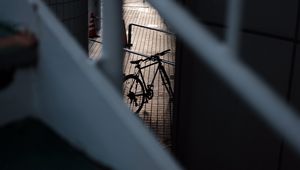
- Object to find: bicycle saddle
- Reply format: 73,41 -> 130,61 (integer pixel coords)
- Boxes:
130,59 -> 142,64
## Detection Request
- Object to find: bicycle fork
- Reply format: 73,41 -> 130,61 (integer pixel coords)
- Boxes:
159,65 -> 174,101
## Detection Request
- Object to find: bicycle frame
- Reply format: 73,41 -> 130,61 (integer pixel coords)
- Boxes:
134,59 -> 174,100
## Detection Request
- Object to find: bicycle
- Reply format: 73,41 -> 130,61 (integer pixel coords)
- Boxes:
123,49 -> 175,113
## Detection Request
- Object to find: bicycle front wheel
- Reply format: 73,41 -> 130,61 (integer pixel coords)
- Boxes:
123,74 -> 145,113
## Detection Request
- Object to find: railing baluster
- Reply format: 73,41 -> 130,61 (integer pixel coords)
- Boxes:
148,0 -> 300,155
226,0 -> 243,53
99,0 -> 123,89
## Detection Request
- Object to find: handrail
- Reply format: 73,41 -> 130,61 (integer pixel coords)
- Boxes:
127,23 -> 175,48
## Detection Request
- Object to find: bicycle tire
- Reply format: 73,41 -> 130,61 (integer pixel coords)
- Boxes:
123,74 -> 146,113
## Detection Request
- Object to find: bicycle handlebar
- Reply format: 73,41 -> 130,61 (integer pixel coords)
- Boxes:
130,59 -> 144,64
152,49 -> 171,57
125,48 -> 175,66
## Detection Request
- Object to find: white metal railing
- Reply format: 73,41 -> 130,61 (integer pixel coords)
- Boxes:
148,0 -> 300,155
0,0 -> 181,170
100,0 -> 123,89
2,0 -> 300,169
226,0 -> 243,53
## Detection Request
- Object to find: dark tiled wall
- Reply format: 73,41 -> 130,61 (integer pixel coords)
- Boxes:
43,0 -> 88,51
175,0 -> 300,170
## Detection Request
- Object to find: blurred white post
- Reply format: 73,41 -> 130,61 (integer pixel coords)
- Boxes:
148,0 -> 300,155
99,0 -> 123,90
226,0 -> 243,53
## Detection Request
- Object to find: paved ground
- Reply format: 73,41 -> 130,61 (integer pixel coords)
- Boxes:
123,0 -> 176,150
89,0 -> 176,150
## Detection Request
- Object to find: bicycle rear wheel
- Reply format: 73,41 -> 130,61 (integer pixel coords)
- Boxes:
123,74 -> 145,113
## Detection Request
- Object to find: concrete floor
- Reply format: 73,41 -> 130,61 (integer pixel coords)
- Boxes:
89,0 -> 176,149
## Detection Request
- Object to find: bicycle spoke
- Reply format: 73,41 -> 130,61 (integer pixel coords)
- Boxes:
123,74 -> 146,113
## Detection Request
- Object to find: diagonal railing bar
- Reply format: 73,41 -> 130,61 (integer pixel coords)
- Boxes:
148,0 -> 300,154
226,0 -> 243,53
